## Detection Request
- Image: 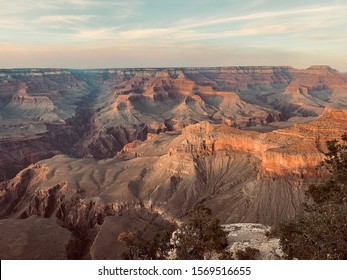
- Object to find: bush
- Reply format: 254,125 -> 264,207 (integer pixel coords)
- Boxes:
272,133 -> 347,259
235,247 -> 260,260
118,204 -> 230,260
172,204 -> 229,259
118,226 -> 172,260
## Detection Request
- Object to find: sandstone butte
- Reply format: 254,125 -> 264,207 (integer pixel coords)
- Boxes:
0,66 -> 346,259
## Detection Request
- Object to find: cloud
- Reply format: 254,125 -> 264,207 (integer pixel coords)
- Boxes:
62,0 -> 99,6
0,0 -> 142,18
306,34 -> 347,42
74,27 -> 118,40
120,28 -> 172,39
3,1 -> 344,43
176,6 -> 340,29
113,4 -> 347,43
1,1 -> 347,69
188,21 -> 330,40
36,15 -> 93,24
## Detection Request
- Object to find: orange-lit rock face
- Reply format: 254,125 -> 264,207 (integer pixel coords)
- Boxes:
118,140 -> 143,154
169,109 -> 347,178
213,134 -> 324,178
214,135 -> 316,178
321,107 -> 347,121
259,150 -> 325,178
258,108 -> 347,177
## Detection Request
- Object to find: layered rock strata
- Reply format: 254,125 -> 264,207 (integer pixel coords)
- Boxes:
0,66 -> 347,259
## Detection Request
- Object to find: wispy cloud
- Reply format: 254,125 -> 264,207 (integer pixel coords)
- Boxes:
306,34 -> 347,42
62,0 -> 100,6
74,27 -> 118,40
116,4 -> 347,43
176,6 -> 338,29
120,28 -> 172,39
0,0 -> 142,19
36,15 -> 93,24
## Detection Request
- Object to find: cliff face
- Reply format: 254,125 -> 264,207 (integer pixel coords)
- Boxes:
1,108 -> 346,216
73,65 -> 347,158
169,109 -> 345,179
1,65 -> 346,181
0,69 -> 92,180
1,66 -> 346,166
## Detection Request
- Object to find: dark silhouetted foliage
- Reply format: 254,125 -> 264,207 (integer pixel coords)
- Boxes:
118,226 -> 172,260
118,204 -> 230,260
272,133 -> 347,259
172,203 -> 229,259
235,247 -> 260,260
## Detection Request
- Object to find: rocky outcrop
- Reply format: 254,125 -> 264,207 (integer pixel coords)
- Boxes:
76,124 -> 148,159
10,94 -> 55,109
321,107 -> 347,120
169,107 -> 347,178
0,69 -> 95,180
224,223 -> 282,260
0,137 -> 60,181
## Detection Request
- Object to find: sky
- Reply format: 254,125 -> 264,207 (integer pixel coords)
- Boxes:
0,0 -> 347,70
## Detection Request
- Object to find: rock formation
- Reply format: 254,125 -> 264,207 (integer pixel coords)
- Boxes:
224,223 -> 282,260
0,66 -> 346,259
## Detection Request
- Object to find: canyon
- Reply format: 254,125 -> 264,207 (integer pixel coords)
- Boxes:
0,66 -> 346,259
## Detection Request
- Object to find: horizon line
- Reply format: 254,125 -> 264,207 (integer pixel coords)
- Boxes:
0,65 -> 343,71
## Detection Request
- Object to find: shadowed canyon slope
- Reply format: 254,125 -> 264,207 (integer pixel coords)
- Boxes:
0,66 -> 347,259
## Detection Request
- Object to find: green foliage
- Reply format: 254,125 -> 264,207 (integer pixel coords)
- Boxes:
172,204 -> 229,260
272,133 -> 347,259
273,204 -> 347,259
306,133 -> 347,204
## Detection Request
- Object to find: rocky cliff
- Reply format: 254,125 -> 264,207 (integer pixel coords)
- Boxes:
1,108 -> 346,258
0,69 -> 95,180
1,66 -> 346,169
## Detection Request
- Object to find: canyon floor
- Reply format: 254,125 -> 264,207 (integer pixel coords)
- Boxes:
0,66 -> 346,259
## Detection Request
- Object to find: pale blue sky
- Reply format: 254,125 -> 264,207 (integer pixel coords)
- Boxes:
1,0 -> 347,70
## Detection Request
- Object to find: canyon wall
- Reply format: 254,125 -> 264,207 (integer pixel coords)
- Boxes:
0,66 -> 347,259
